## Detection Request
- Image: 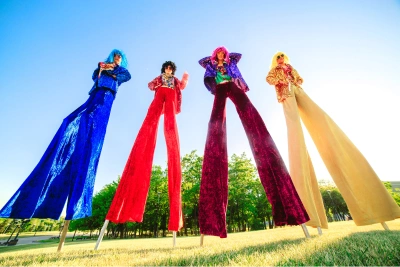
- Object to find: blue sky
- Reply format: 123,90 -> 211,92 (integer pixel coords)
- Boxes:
0,0 -> 399,208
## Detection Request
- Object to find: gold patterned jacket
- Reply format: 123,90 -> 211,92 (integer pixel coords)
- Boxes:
266,64 -> 303,103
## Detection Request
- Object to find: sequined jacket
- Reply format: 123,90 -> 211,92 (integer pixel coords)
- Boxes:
89,64 -> 131,95
148,74 -> 188,114
266,64 -> 303,103
198,53 -> 249,94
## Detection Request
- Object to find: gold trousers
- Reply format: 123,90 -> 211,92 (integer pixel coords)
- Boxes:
289,85 -> 400,226
283,87 -> 328,228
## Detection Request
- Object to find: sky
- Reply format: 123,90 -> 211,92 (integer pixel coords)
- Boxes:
0,0 -> 399,209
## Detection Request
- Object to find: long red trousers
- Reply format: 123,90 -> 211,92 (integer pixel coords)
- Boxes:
199,82 -> 309,238
106,86 -> 182,231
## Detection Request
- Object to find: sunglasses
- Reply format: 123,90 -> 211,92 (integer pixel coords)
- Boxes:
165,66 -> 173,69
277,54 -> 285,59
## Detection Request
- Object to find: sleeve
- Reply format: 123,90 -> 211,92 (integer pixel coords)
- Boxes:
92,67 -> 100,82
291,68 -> 303,85
229,53 -> 242,64
266,68 -> 279,85
113,66 -> 131,85
179,72 -> 189,90
148,76 -> 161,91
198,56 -> 211,69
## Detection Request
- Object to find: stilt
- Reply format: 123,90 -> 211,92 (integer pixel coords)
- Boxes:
317,226 -> 323,236
57,220 -> 70,252
381,222 -> 389,230
173,231 -> 176,247
200,234 -> 204,246
301,224 -> 311,238
94,220 -> 109,250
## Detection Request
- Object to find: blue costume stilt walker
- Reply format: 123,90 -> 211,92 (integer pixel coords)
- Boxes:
0,50 -> 131,249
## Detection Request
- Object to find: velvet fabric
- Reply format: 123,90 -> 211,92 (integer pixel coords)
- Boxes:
0,88 -> 117,220
199,82 -> 309,238
106,83 -> 185,231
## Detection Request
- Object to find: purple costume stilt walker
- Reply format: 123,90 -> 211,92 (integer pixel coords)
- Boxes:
198,46 -> 309,238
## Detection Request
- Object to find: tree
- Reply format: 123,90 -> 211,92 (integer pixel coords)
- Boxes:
383,182 -> 400,206
181,150 -> 203,236
0,218 -> 13,234
227,153 -> 270,232
320,185 -> 349,221
143,165 -> 169,238
70,177 -> 119,238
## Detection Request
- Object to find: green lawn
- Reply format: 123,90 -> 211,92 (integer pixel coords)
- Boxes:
0,231 -> 61,239
1,221 -> 399,266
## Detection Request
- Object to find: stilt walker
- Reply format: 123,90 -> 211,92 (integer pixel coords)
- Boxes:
267,51 -> 400,230
198,47 -> 310,243
266,52 -> 328,235
95,61 -> 189,250
0,49 -> 131,251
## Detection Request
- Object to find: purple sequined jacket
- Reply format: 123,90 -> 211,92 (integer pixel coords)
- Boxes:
198,52 -> 249,94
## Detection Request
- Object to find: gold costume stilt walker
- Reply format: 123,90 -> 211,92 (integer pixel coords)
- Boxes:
267,52 -> 400,228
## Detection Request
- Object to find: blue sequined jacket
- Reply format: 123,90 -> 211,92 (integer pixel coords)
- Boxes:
89,64 -> 131,95
198,52 -> 249,94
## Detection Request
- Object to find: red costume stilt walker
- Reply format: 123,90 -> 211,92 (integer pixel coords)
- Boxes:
106,61 -> 188,231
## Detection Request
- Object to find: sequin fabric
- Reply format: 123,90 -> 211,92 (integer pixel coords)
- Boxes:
266,64 -> 303,103
198,57 -> 309,238
199,52 -> 249,94
0,66 -> 131,220
89,64 -> 131,95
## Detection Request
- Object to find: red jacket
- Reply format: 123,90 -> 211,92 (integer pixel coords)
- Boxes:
148,73 -> 188,114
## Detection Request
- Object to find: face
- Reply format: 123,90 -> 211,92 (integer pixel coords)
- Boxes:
164,65 -> 173,74
114,54 -> 122,65
276,53 -> 285,64
217,51 -> 225,61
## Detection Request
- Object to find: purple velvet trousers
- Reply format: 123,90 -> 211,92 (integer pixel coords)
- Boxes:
199,82 -> 309,238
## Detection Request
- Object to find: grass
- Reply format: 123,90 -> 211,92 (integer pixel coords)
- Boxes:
0,231 -> 61,240
0,221 -> 399,266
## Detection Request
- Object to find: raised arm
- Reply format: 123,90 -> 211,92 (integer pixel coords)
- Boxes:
92,63 -> 101,81
179,72 -> 189,90
229,53 -> 242,64
198,56 -> 211,69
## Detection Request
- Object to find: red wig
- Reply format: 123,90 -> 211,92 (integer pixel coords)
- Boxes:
211,46 -> 230,64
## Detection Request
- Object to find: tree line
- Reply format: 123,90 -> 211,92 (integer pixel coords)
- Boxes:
1,150 -> 399,238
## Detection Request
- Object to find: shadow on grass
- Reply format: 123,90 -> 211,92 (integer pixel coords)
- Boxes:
276,230 -> 400,266
0,242 -> 60,253
131,230 -> 400,266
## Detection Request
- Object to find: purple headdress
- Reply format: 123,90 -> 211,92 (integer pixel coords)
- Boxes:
211,46 -> 230,64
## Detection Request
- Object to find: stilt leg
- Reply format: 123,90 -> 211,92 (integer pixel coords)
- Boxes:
57,220 -> 70,252
173,231 -> 176,247
301,224 -> 311,238
200,234 -> 204,246
317,226 -> 322,236
381,222 -> 389,230
94,220 -> 109,250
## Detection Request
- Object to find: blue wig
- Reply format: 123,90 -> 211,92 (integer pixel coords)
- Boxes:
104,49 -> 128,68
